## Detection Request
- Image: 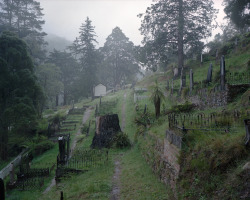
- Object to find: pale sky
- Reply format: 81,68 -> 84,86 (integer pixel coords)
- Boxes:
39,0 -> 226,47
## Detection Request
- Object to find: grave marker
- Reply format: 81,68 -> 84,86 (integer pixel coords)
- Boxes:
215,48 -> 218,63
189,69 -> 193,94
200,53 -> 203,67
220,55 -> 226,90
9,163 -> 15,185
207,63 -> 213,83
171,79 -> 174,95
173,67 -> 179,77
0,178 -> 4,200
180,67 -> 186,92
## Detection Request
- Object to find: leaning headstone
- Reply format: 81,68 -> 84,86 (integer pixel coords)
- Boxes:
207,63 -> 213,83
220,56 -> 226,90
244,119 -> 250,147
189,69 -> 193,94
0,178 -> 5,200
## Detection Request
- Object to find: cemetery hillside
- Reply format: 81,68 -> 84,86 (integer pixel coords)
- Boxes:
0,0 -> 249,200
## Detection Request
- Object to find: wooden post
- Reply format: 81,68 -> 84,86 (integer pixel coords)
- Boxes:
60,191 -> 63,200
244,119 -> 250,147
0,178 -> 5,200
220,56 -> 225,90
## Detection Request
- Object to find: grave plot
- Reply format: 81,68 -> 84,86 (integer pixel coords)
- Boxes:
95,98 -> 118,116
55,136 -> 108,182
167,110 -> 250,134
6,154 -> 51,191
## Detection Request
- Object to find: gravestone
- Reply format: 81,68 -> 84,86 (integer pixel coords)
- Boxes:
244,119 -> 250,147
207,63 -> 213,83
180,67 -> 186,91
200,53 -> 203,66
144,104 -> 147,114
167,80 -> 169,90
173,68 -> 179,77
215,48 -> 218,62
171,79 -> 174,95
235,37 -> 238,49
189,69 -> 193,94
9,163 -> 15,185
220,56 -> 226,90
58,136 -> 66,164
0,178 -> 4,200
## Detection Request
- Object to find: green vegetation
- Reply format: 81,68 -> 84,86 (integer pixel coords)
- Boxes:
120,146 -> 173,200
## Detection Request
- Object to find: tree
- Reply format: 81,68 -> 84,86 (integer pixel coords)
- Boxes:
69,17 -> 98,96
150,80 -> 165,118
36,63 -> 63,108
223,0 -> 250,32
139,0 -> 217,73
47,50 -> 79,104
0,31 -> 44,160
99,27 -> 139,87
0,0 -> 47,64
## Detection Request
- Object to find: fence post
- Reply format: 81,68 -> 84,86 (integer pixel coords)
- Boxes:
61,191 -> 64,200
244,119 -> 250,147
0,178 -> 5,200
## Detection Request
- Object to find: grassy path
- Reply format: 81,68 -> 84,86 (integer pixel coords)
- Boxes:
110,92 -> 127,200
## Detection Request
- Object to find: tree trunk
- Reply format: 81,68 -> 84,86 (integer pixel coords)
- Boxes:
0,126 -> 8,160
178,0 -> 184,76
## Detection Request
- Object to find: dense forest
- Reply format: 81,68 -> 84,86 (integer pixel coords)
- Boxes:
0,0 -> 249,199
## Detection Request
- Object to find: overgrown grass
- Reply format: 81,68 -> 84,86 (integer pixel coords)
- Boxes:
39,160 -> 114,200
120,146 -> 173,200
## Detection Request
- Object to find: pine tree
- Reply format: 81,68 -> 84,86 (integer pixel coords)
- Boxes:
0,0 -> 47,64
47,50 -> 79,104
69,17 -> 98,96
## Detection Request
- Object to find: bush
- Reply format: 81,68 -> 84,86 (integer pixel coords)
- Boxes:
32,140 -> 54,156
49,112 -> 67,125
167,101 -> 195,114
112,132 -> 131,148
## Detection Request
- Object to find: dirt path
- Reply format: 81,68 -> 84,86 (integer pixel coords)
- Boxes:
43,106 -> 93,194
110,91 -> 127,200
110,156 -> 122,200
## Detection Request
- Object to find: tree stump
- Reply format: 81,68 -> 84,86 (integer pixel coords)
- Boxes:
91,114 -> 121,148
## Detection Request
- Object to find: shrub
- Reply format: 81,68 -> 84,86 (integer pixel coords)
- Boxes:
32,140 -> 54,156
112,132 -> 131,148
